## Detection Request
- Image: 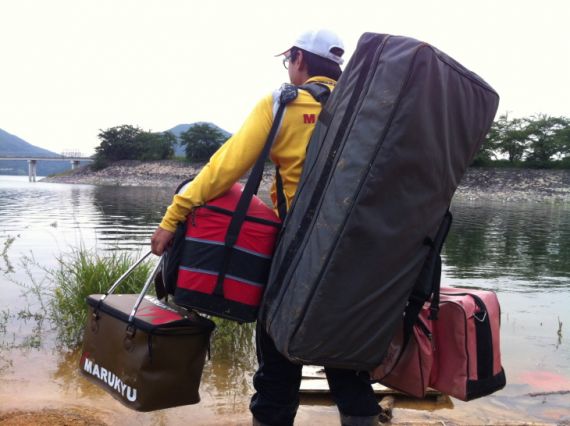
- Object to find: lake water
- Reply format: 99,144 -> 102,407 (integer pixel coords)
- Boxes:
0,175 -> 569,424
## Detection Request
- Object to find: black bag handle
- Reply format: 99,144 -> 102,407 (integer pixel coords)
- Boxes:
299,82 -> 331,105
375,210 -> 453,382
273,82 -> 331,223
212,85 -> 299,297
401,210 -> 453,350
213,83 -> 331,297
275,165 -> 288,221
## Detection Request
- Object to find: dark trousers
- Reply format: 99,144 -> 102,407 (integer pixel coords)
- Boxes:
250,322 -> 379,426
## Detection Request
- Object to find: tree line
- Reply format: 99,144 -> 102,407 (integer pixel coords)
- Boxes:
474,113 -> 570,168
93,124 -> 229,170
93,114 -> 570,170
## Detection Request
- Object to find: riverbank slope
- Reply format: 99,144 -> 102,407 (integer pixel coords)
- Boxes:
42,160 -> 570,202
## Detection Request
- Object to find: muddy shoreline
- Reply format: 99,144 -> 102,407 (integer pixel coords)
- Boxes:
41,161 -> 570,203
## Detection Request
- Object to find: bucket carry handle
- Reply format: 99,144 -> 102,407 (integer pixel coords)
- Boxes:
98,250 -> 164,323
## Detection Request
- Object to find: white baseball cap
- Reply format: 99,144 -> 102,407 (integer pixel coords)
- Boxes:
278,29 -> 345,65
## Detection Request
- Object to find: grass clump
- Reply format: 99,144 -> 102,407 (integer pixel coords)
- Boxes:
50,248 -> 154,348
1,235 -> 17,273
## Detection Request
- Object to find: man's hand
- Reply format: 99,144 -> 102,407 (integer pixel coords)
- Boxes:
151,227 -> 175,255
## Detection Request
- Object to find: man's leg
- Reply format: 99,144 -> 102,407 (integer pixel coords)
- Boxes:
250,322 -> 302,426
325,367 -> 380,426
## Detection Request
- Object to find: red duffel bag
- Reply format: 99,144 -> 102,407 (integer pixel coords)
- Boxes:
430,288 -> 506,401
372,287 -> 506,401
371,306 -> 433,398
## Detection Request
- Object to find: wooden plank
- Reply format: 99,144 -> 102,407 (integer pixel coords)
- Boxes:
300,366 -> 441,397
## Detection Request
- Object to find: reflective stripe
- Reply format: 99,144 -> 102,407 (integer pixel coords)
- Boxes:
184,236 -> 272,259
179,266 -> 265,288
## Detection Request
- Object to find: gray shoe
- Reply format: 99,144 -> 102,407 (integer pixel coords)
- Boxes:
339,413 -> 379,426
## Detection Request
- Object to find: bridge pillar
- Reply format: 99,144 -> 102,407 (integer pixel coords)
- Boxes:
28,160 -> 37,182
71,160 -> 80,170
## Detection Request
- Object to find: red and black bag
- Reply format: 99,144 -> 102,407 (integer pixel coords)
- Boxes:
160,83 -> 330,322
174,183 -> 281,322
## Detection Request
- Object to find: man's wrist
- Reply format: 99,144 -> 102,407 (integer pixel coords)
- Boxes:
158,219 -> 177,233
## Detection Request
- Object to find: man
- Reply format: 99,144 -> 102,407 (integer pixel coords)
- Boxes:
151,29 -> 380,426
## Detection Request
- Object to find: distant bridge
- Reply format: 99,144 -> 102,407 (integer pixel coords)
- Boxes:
0,155 -> 94,182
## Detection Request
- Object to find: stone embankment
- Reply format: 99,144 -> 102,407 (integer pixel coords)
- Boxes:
42,160 -> 277,191
42,160 -> 570,202
456,167 -> 570,202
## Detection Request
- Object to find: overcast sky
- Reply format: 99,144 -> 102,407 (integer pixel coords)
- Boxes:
1,0 -> 569,155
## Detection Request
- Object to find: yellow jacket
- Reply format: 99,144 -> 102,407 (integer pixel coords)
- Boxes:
159,76 -> 336,232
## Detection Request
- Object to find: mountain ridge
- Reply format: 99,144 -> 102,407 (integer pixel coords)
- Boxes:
0,128 -> 59,157
165,122 -> 231,156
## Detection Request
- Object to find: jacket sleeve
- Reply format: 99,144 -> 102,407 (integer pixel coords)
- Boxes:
159,94 -> 274,232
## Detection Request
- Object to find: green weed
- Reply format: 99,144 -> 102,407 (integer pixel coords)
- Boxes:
0,309 -> 9,334
1,234 -> 18,273
49,247 -> 155,348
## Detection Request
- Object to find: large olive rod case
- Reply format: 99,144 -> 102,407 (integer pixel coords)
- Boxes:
80,252 -> 215,411
259,33 -> 499,369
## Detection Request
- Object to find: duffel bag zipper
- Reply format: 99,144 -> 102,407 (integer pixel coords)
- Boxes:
440,292 -> 488,318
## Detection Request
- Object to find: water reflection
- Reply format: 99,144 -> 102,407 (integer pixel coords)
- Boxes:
90,186 -> 172,249
1,177 -> 570,423
445,199 -> 570,288
201,321 -> 257,413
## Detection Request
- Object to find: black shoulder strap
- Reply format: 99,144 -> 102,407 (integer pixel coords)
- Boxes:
274,82 -> 331,222
213,85 -> 299,297
275,165 -> 287,221
298,82 -> 331,105
375,210 -> 453,381
403,210 -> 453,342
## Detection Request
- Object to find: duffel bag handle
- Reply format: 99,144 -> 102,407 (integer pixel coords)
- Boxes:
99,250 -> 164,323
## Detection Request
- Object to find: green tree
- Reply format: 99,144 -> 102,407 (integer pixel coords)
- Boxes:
555,125 -> 570,159
492,114 -> 528,162
180,123 -> 227,161
474,113 -> 528,165
135,131 -> 176,161
524,114 -> 569,163
95,125 -> 142,163
93,125 -> 175,169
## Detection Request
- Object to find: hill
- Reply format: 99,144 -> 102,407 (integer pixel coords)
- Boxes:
0,122 -> 231,175
0,128 -> 86,176
0,128 -> 56,157
166,122 -> 232,156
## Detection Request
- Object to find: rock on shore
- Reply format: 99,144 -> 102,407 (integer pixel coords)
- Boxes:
42,160 -> 570,202
456,167 -> 570,201
42,160 -> 204,188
